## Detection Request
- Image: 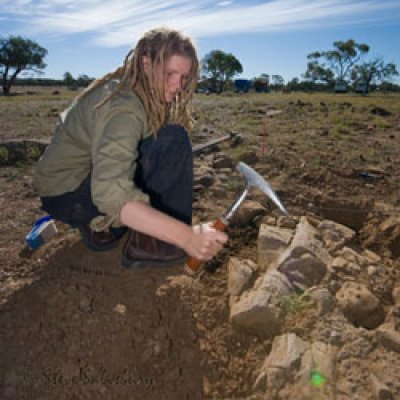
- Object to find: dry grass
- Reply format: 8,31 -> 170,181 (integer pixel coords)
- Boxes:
2,88 -> 399,173
194,91 -> 400,161
0,87 -> 77,141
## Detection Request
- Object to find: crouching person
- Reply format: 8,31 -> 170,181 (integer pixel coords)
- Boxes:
34,27 -> 227,268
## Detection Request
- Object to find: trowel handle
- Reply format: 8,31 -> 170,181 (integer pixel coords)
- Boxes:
183,217 -> 228,276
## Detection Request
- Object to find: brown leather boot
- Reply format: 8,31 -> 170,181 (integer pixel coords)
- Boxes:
79,225 -> 127,251
122,230 -> 188,268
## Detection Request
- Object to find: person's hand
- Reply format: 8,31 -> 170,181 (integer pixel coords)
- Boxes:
183,222 -> 228,260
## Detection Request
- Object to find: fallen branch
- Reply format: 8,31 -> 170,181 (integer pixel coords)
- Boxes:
192,132 -> 239,155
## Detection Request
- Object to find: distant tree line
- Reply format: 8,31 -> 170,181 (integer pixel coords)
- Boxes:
12,73 -> 95,89
1,35 -> 399,95
200,41 -> 398,94
62,72 -> 95,89
304,39 -> 398,93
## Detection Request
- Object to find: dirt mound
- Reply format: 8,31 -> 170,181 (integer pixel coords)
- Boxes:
1,239 -> 204,399
370,106 -> 392,117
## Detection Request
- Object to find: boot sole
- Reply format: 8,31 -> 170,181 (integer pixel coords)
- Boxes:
81,236 -> 122,252
121,255 -> 188,269
79,229 -> 127,252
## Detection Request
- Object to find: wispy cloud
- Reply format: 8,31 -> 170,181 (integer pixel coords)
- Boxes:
217,1 -> 234,6
2,0 -> 400,46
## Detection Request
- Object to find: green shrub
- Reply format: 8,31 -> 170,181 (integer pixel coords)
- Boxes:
0,146 -> 9,163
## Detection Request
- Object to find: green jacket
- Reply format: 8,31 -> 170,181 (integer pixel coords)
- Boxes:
34,82 -> 152,230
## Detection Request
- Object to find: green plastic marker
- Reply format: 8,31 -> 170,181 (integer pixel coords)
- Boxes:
310,370 -> 326,387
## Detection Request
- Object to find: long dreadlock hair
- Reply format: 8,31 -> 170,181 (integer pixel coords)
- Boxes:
78,27 -> 199,135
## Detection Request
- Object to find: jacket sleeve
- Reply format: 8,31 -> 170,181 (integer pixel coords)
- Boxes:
90,100 -> 150,228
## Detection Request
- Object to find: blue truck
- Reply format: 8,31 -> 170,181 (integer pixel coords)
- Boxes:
234,79 -> 252,93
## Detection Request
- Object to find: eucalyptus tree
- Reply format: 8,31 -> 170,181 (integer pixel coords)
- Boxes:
351,57 -> 398,92
0,36 -> 47,94
201,50 -> 243,93
304,39 -> 369,84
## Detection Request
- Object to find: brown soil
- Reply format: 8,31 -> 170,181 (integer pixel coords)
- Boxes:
1,88 -> 400,399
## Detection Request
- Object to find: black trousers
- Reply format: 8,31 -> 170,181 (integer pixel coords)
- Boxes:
40,124 -> 193,228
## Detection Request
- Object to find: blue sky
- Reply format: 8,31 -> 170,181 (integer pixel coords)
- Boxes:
2,0 -> 400,83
